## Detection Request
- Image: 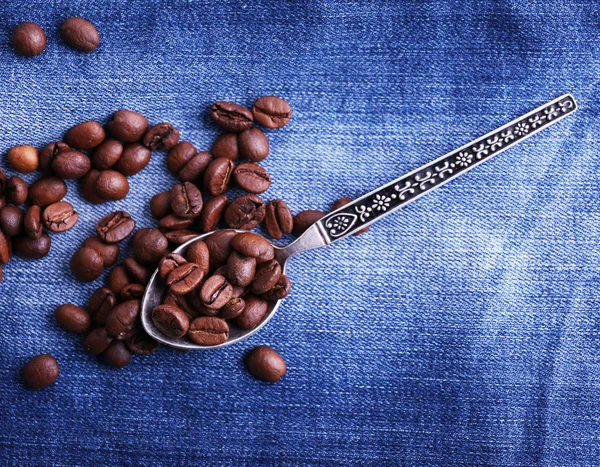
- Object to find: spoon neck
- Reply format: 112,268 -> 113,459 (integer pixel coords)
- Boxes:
277,224 -> 329,263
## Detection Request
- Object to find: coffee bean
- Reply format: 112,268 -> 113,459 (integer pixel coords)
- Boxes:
227,251 -> 256,287
0,197 -> 5,211
158,253 -> 187,282
332,197 -> 369,235
83,236 -> 120,267
28,176 -> 67,207
12,22 -> 46,57
132,228 -> 169,265
167,263 -> 204,295
186,240 -> 210,276
60,17 -> 100,52
106,110 -> 148,143
0,169 -> 6,195
245,346 -> 286,382
124,257 -> 152,285
124,326 -> 159,355
105,300 -> 140,339
231,284 -> 248,299
150,191 -> 172,219
211,133 -> 239,160
237,128 -> 270,162
88,287 -> 117,326
164,292 -> 199,319
70,247 -> 103,282
203,158 -> 234,196
213,265 -> 228,277
13,233 -> 50,259
24,205 -> 42,239
119,283 -> 145,301
251,259 -> 282,294
96,211 -> 136,243
231,232 -> 274,263
55,304 -> 91,334
103,341 -> 131,368
210,102 -> 253,133
143,123 -> 180,151
264,200 -> 293,240
167,142 -> 197,175
43,201 -> 78,232
262,274 -> 291,300
8,145 -> 39,173
0,206 -> 25,237
171,182 -> 203,219
83,327 -> 113,356
165,229 -> 198,244
39,142 -> 70,173
6,176 -> 28,205
65,121 -> 105,150
0,230 -> 11,264
224,195 -> 266,230
234,294 -> 268,329
91,139 -> 123,170
292,210 -> 326,236
179,152 -> 212,183
219,298 -> 245,320
187,316 -> 229,346
80,169 -> 105,204
204,229 -> 238,271
233,163 -> 272,194
52,150 -> 91,179
114,143 -> 151,176
158,214 -> 194,231
200,275 -> 233,309
22,355 -> 58,389
196,195 -> 228,233
95,170 -> 129,200
152,304 -> 190,338
252,96 -> 292,129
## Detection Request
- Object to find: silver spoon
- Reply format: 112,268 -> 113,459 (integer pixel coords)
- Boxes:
141,94 -> 577,350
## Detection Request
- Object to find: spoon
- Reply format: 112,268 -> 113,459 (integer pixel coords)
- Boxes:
141,94 -> 577,350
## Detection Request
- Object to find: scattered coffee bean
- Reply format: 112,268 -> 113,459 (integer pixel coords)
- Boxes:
150,191 -> 172,219
227,251 -> 256,287
252,96 -> 292,129
187,316 -> 229,346
132,228 -> 169,265
158,253 -> 187,282
171,182 -> 203,219
23,205 -> 42,239
200,275 -> 233,309
13,233 -> 51,259
245,346 -> 286,382
204,229 -> 237,271
83,236 -> 120,268
158,213 -> 194,231
106,110 -> 148,143
52,150 -> 91,179
124,326 -> 159,355
152,304 -> 190,338
0,206 -> 25,237
179,151 -> 212,183
211,133 -> 239,160
80,168 -> 105,204
262,274 -> 291,300
219,297 -> 246,320
6,176 -> 28,205
60,17 -> 100,52
196,195 -> 228,233
119,283 -> 145,301
83,327 -> 113,356
91,139 -> 123,169
114,143 -> 151,176
124,257 -> 152,285
64,121 -> 105,150
28,176 -> 67,206
12,22 -> 46,57
224,195 -> 266,230
238,128 -> 270,162
292,209 -> 326,236
70,247 -> 103,282
167,263 -> 204,295
22,354 -> 59,389
332,197 -> 369,235
107,265 -> 132,295
0,230 -> 11,264
39,142 -> 70,173
88,287 -> 117,326
7,145 -> 39,173
264,199 -> 293,239
251,259 -> 282,294
210,102 -> 253,133
186,240 -> 210,275
234,294 -> 268,329
0,169 -> 5,194
164,229 -> 198,244
103,341 -> 131,368
105,300 -> 140,339
96,211 -> 136,243
167,142 -> 197,175
43,201 -> 78,232
55,304 -> 91,334
143,123 -> 180,151
203,158 -> 234,196
95,170 -> 129,200
233,163 -> 272,194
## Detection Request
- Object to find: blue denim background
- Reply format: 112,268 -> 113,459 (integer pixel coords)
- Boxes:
0,1 -> 598,465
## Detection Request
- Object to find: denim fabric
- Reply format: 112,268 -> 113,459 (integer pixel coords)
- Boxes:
0,0 -> 598,465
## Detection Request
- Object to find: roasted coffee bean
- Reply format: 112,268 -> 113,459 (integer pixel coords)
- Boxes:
96,211 -> 135,243
91,139 -> 123,169
231,284 -> 248,299
13,233 -> 50,259
64,121 -> 105,149
125,326 -> 159,355
211,133 -> 239,160
187,316 -> 229,346
224,195 -> 266,230
164,229 -> 198,244
0,197 -> 6,210
60,17 -> 100,52
237,128 -> 270,162
83,236 -> 120,267
24,205 -> 42,239
8,145 -> 39,173
81,169 -> 105,204
164,292 -> 199,319
0,169 -> 6,195
43,201 -> 78,232
332,197 -> 369,235
39,142 -> 70,173
252,96 -> 292,129
124,257 -> 152,285
119,283 -> 145,301
158,214 -> 194,231
6,176 -> 28,205
167,142 -> 197,175
55,304 -> 91,334
204,229 -> 237,271
28,176 -> 67,206
264,200 -> 293,240
233,163 -> 272,194
70,247 -> 104,282
105,300 -> 140,339
251,259 -> 282,294
200,275 -> 233,309
103,341 -> 131,368
219,298 -> 245,320
152,304 -> 190,338
132,228 -> 169,265
213,265 -> 228,277
150,191 -> 172,219
143,123 -> 180,151
292,210 -> 326,236
95,170 -> 129,200
0,230 -> 11,264
186,240 -> 210,275
227,251 -> 256,287
12,22 -> 46,57
231,232 -> 274,263
114,143 -> 151,176
23,355 -> 58,389
234,294 -> 268,329
171,182 -> 203,219
210,102 -> 253,133
203,158 -> 234,196
167,263 -> 204,295
84,327 -> 113,356
0,206 -> 25,237
158,253 -> 187,282
106,110 -> 148,143
245,346 -> 287,382
262,274 -> 291,300
88,287 -> 117,326
179,152 -> 212,182
52,150 -> 91,179
196,195 -> 228,233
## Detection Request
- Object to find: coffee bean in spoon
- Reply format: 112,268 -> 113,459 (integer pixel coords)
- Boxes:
143,123 -> 180,151
224,195 -> 266,230
39,142 -> 70,173
12,22 -> 46,57
252,96 -> 292,129
200,275 -> 233,310
152,304 -> 190,338
233,163 -> 272,194
106,110 -> 148,143
28,176 -> 67,207
96,211 -> 136,243
8,145 -> 39,173
91,139 -> 123,169
251,259 -> 282,294
226,251 -> 256,287
83,236 -> 120,268
186,241 -> 210,276
167,263 -> 204,295
158,253 -> 187,282
196,195 -> 228,233
60,17 -> 100,52
187,316 -> 229,346
204,229 -> 237,271
170,182 -> 203,219
64,121 -> 105,150
234,294 -> 268,329
262,274 -> 292,300
231,232 -> 274,263
210,102 -> 253,133
43,202 -> 78,233
264,200 -> 293,240
237,128 -> 270,162
219,297 -> 246,320
22,355 -> 59,389
70,247 -> 104,282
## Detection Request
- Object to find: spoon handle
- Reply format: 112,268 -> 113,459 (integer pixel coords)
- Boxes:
309,94 -> 577,245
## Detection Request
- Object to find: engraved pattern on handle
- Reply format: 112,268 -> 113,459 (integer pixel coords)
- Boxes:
318,95 -> 577,241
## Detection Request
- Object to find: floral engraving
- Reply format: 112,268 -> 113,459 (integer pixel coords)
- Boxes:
455,151 -> 472,167
325,213 -> 358,237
